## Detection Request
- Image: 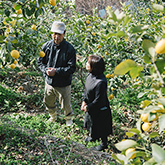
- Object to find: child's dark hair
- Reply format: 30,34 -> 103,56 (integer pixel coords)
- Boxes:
87,55 -> 105,75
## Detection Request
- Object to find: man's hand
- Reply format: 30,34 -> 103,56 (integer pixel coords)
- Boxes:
46,67 -> 56,76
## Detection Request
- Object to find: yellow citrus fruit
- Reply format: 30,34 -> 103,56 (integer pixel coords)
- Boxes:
125,148 -> 136,159
10,64 -> 15,69
111,87 -> 115,91
141,113 -> 149,122
11,50 -> 20,59
155,39 -> 165,54
152,110 -> 156,113
105,52 -> 109,55
97,45 -> 101,49
110,74 -> 114,78
49,0 -> 56,6
92,32 -> 95,36
13,60 -> 17,64
106,74 -> 111,79
39,51 -> 45,58
86,20 -> 90,24
31,24 -> 37,30
16,9 -> 22,14
142,122 -> 151,132
108,94 -> 114,100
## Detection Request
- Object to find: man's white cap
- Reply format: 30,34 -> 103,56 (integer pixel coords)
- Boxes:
51,21 -> 66,34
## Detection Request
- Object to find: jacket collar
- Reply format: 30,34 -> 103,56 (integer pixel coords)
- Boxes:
53,39 -> 65,49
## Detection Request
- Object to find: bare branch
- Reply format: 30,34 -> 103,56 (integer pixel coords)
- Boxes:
64,144 -> 73,165
75,0 -> 127,15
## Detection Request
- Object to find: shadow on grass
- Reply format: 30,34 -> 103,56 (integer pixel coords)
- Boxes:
0,117 -> 117,165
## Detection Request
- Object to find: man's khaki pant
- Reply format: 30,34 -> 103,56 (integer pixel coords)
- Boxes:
43,82 -> 73,121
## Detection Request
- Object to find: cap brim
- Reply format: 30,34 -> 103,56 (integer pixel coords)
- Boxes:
51,29 -> 64,34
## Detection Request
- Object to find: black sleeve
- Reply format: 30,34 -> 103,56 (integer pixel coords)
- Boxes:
87,81 -> 106,112
37,42 -> 50,74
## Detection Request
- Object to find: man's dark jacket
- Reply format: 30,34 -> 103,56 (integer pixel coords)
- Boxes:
37,39 -> 76,87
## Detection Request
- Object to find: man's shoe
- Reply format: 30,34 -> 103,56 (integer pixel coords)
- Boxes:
94,144 -> 108,151
46,117 -> 56,123
66,119 -> 73,126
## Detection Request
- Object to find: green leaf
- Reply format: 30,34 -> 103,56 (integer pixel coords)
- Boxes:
7,42 -> 12,52
137,92 -> 148,98
38,0 -> 43,8
157,97 -> 165,106
126,132 -> 134,138
143,54 -> 151,64
143,157 -> 156,165
26,8 -> 33,17
5,9 -> 10,17
112,154 -> 125,165
129,128 -> 140,134
115,31 -> 126,37
140,100 -> 151,108
11,39 -> 18,44
129,65 -> 143,79
106,7 -> 117,22
114,59 -> 137,76
161,25 -> 165,34
149,132 -> 159,138
122,15 -> 131,27
0,35 -> 5,43
115,9 -> 125,22
131,25 -> 149,33
136,118 -> 141,132
162,88 -> 165,95
103,31 -> 126,39
115,139 -> 138,151
152,144 -> 165,163
156,59 -> 165,74
159,114 -> 165,132
136,151 -> 147,158
152,4 -> 164,12
14,5 -> 21,10
142,39 -> 156,61
35,9 -> 39,19
78,19 -> 84,26
144,105 -> 162,113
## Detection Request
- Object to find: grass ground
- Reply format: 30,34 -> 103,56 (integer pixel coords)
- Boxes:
0,65 -> 144,164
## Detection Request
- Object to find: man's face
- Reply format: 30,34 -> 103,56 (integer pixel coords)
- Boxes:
52,32 -> 65,45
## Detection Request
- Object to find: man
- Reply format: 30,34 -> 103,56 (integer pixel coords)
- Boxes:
38,21 -> 76,126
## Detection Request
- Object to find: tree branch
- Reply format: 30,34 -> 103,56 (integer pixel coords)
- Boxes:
153,62 -> 165,87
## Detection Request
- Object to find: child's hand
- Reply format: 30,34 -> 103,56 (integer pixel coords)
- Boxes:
81,101 -> 86,111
